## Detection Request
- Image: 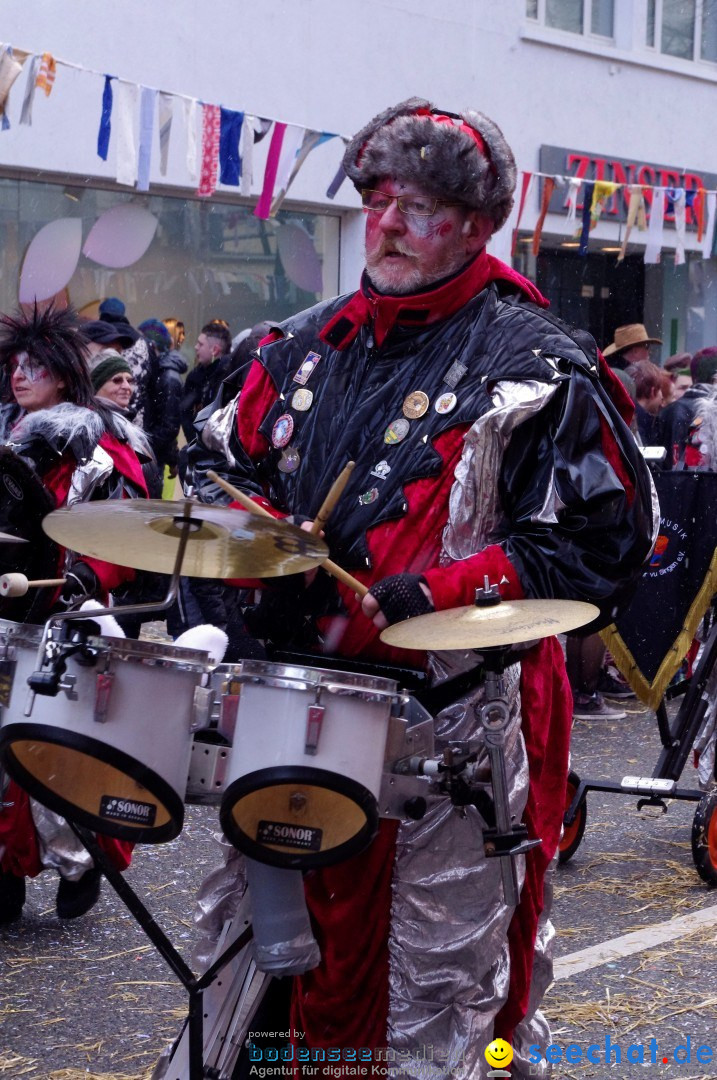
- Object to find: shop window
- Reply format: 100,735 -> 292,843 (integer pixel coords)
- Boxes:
647,0 -> 717,63
0,176 -> 340,347
526,0 -> 614,38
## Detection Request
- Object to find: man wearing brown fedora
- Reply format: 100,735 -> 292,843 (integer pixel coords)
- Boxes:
603,322 -> 662,369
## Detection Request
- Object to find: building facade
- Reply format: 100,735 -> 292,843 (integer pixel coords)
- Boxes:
0,0 -> 715,360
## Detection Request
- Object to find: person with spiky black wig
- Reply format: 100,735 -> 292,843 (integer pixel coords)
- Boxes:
0,304 -> 152,925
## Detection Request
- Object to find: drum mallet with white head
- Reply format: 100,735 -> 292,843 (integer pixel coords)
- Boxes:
0,573 -> 66,597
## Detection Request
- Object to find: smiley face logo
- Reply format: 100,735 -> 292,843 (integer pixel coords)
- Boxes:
485,1039 -> 513,1070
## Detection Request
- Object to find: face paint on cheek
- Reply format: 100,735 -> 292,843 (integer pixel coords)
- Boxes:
13,355 -> 49,383
409,215 -> 454,240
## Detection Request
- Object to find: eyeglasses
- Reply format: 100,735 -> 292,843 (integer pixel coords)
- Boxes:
361,189 -> 460,218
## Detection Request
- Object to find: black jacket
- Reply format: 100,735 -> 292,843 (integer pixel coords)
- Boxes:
180,356 -> 230,441
143,348 -> 187,466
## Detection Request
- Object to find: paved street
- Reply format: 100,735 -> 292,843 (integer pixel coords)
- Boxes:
2,683 -> 717,1079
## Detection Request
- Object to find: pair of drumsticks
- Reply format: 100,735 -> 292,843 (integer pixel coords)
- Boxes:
206,467 -> 369,599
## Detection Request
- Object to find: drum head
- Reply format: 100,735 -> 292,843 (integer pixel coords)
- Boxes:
0,447 -> 59,623
220,766 -> 379,869
0,725 -> 184,843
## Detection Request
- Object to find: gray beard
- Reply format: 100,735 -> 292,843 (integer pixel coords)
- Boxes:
364,248 -> 470,296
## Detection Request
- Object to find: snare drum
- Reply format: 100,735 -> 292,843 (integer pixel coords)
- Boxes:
218,660 -> 401,869
0,619 -> 208,843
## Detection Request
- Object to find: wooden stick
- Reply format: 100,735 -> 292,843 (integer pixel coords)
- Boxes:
310,461 -> 355,535
207,470 -> 369,598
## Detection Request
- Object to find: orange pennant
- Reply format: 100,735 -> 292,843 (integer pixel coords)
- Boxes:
532,177 -> 555,255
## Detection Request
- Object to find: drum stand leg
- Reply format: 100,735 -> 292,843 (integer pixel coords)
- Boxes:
68,823 -> 254,1080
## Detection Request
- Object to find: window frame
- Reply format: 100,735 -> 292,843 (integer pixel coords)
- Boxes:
526,0 -> 615,41
648,0 -> 717,64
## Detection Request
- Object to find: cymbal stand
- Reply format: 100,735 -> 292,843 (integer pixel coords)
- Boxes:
25,502 -> 196,706
476,648 -> 542,906
67,822 -> 253,1080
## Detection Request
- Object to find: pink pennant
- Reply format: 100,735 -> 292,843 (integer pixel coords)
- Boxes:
197,104 -> 221,198
254,123 -> 286,220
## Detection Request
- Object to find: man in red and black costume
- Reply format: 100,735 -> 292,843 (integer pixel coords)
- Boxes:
186,100 -> 656,1077
0,305 -> 150,925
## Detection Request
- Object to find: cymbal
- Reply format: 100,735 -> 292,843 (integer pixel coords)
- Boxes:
42,499 -> 329,578
0,531 -> 28,544
380,598 -> 599,650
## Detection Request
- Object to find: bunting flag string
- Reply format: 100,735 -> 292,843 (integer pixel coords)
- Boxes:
5,37 -> 717,251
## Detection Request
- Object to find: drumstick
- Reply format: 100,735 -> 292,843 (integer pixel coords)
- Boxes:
206,470 -> 369,598
310,461 -> 355,535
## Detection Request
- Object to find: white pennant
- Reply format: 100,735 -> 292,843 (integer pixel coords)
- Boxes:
565,177 -> 581,226
643,186 -> 665,264
240,115 -> 263,196
672,189 -> 686,266
271,124 -> 306,204
702,192 -> 717,259
158,92 -> 173,176
183,97 -> 199,182
115,81 -> 139,187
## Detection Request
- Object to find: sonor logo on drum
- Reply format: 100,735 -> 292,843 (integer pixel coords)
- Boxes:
2,475 -> 23,501
100,795 -> 157,827
257,820 -> 323,851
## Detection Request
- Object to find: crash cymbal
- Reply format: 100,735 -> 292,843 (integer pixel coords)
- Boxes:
380,598 -> 599,650
42,499 -> 328,578
0,531 -> 28,543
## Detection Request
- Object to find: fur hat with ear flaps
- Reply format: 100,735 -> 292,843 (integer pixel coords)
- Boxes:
343,97 -> 517,232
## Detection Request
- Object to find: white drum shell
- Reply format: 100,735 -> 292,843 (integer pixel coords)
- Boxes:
229,680 -> 391,799
0,620 -> 207,838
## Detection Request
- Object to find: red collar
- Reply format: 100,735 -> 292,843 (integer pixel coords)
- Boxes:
319,251 -> 548,351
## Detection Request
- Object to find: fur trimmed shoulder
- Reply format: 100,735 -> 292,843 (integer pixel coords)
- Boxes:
6,402 -> 152,463
108,410 -> 154,460
9,402 -> 105,454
